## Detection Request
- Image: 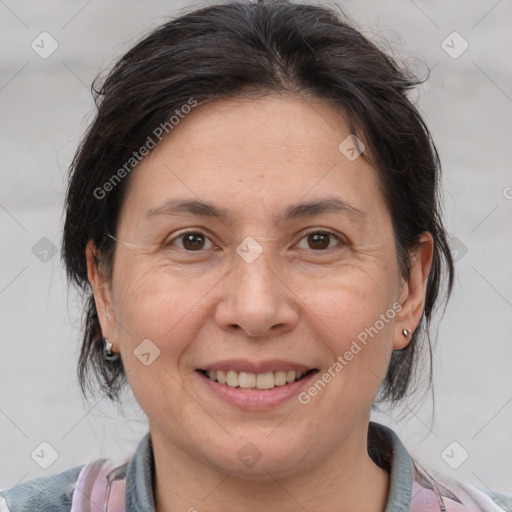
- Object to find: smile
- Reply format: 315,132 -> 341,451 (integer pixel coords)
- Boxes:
198,369 -> 317,390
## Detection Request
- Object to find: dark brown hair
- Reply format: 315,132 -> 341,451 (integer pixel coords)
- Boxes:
62,0 -> 454,402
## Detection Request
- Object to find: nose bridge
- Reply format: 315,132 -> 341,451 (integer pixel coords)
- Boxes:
215,236 -> 298,337
233,237 -> 281,301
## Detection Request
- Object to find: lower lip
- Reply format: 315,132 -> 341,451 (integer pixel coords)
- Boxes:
197,370 -> 319,411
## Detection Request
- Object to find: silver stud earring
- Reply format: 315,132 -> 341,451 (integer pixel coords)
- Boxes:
402,329 -> 412,338
104,338 -> 119,361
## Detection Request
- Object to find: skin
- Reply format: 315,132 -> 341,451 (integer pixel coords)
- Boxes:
87,94 -> 433,512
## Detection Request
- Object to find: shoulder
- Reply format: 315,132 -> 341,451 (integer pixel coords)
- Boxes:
0,464 -> 84,512
411,461 -> 512,512
0,435 -> 148,512
0,458 -> 128,512
368,423 -> 512,512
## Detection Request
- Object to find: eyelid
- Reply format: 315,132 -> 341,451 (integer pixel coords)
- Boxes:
165,229 -> 218,251
166,228 -> 347,252
295,229 -> 346,250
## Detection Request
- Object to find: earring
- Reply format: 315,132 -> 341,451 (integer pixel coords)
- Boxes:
402,329 -> 412,338
104,338 -> 119,361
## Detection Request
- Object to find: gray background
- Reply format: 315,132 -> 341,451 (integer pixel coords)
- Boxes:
1,0 -> 511,500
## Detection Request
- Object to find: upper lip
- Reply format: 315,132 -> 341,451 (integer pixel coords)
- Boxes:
198,359 -> 317,374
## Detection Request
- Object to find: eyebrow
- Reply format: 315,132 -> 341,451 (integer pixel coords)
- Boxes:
145,196 -> 366,224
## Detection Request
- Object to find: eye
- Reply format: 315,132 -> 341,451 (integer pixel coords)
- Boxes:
166,229 -> 345,253
296,230 -> 345,251
167,232 -> 215,251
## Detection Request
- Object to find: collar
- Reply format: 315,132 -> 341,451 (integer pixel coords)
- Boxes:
124,422 -> 415,511
369,421 -> 414,512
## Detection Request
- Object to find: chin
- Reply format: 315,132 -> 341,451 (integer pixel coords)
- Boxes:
203,438 -> 312,481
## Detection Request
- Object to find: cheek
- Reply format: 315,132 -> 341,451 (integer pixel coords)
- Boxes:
303,262 -> 398,336
115,256 -> 198,327
110,257 -> 226,373
298,279 -> 397,430
114,258 -> 233,408
298,263 -> 398,386
110,263 -> 213,427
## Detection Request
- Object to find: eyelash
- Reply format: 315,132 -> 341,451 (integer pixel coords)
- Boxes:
166,229 -> 346,253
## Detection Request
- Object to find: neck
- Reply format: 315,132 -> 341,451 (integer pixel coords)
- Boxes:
151,421 -> 390,512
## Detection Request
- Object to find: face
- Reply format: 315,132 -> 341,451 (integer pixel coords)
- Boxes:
88,94 -> 431,479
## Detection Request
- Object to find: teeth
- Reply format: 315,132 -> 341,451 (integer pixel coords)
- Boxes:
256,372 -> 274,389
226,370 -> 238,387
239,371 -> 256,388
274,370 -> 287,386
204,369 -> 308,389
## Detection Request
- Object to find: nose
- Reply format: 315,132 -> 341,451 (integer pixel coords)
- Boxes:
214,245 -> 300,338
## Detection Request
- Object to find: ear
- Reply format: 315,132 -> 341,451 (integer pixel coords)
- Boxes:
86,241 -> 118,350
394,232 -> 434,350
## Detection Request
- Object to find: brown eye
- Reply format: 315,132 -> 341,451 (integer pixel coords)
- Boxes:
296,231 -> 344,251
182,233 -> 206,250
307,232 -> 331,250
168,232 -> 214,251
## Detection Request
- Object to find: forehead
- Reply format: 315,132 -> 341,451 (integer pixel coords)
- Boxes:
118,94 -> 387,228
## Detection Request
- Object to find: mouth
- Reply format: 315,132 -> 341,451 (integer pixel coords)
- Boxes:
197,368 -> 318,391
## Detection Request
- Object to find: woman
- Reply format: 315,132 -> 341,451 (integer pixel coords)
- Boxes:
1,1 -> 510,510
